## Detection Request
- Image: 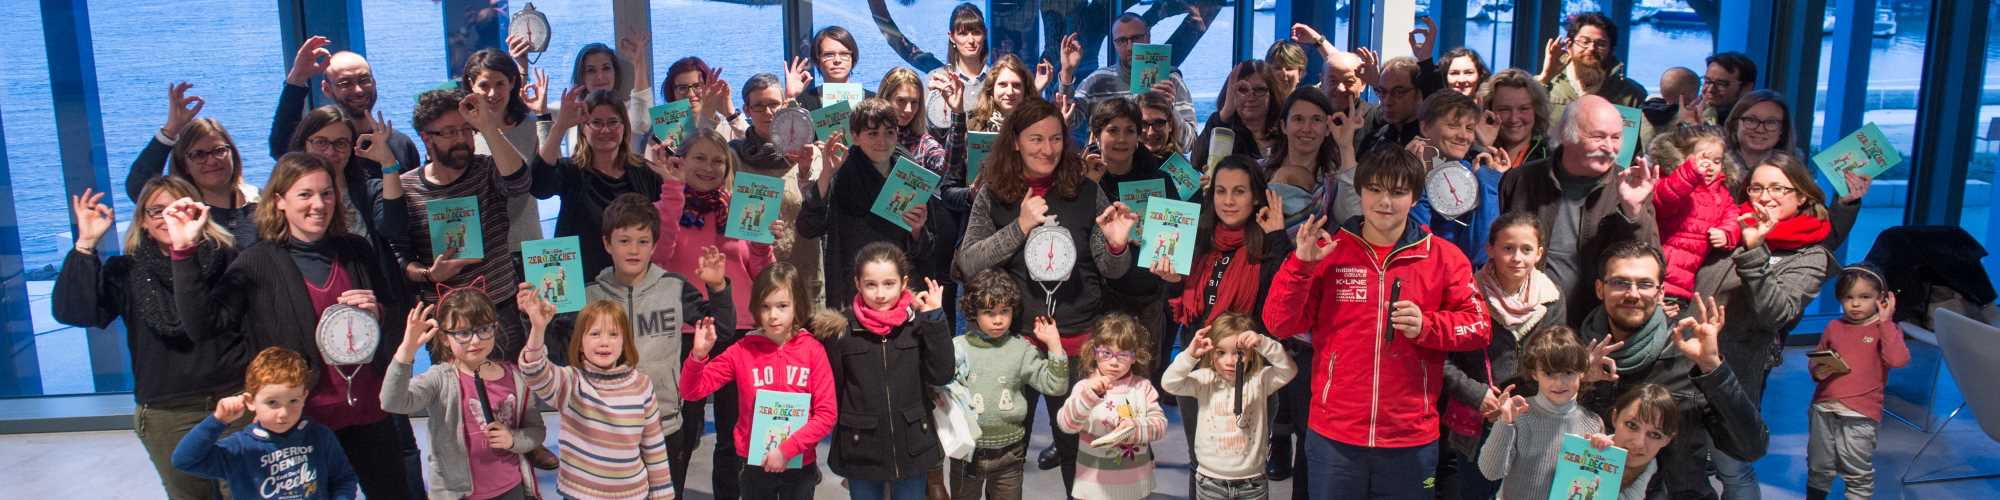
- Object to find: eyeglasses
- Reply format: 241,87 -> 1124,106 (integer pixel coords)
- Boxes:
671,83 -> 704,96
331,75 -> 374,91
1701,78 -> 1737,89
585,119 -> 624,130
144,206 -> 169,220
1141,118 -> 1171,130
307,138 -> 354,151
1601,278 -> 1660,293
818,50 -> 854,63
1093,347 -> 1136,363
1745,184 -> 1798,197
187,145 -> 233,163
747,100 -> 784,113
1381,86 -> 1418,99
444,324 -> 497,342
1739,116 -> 1783,132
425,126 -> 477,138
1572,36 -> 1613,49
1235,85 -> 1271,97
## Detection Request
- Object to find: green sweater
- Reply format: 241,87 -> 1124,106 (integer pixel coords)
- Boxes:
951,331 -> 1070,448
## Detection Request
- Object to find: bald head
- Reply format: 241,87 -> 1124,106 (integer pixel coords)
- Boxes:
322,51 -> 379,116
1660,67 -> 1700,104
1324,51 -> 1367,106
1557,95 -> 1626,177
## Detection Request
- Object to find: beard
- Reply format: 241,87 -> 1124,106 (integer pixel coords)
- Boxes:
337,91 -> 377,117
434,144 -> 475,170
1607,297 -> 1655,332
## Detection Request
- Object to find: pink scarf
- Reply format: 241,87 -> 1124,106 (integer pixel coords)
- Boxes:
853,291 -> 916,335
1475,265 -> 1560,340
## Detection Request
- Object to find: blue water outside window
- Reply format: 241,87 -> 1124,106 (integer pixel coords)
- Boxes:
361,0 -> 448,138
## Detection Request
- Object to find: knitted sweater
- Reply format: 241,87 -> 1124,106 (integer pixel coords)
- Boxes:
951,330 -> 1070,448
1160,335 -> 1298,480
1477,394 -> 1605,500
521,349 -> 674,499
1057,375 -> 1168,500
1812,317 -> 1911,421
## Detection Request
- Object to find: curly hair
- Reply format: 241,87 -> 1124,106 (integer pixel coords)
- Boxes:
958,269 -> 1022,317
1082,313 -> 1154,377
413,88 -> 469,136
1478,69 -> 1552,141
983,98 -> 1085,203
245,347 -> 312,396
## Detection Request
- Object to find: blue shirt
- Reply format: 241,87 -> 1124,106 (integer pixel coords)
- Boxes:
172,415 -> 358,500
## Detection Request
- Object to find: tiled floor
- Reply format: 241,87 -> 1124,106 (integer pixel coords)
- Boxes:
4,347 -> 1997,499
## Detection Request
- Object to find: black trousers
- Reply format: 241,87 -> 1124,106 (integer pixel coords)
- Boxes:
672,331 -> 744,500
334,417 -> 416,500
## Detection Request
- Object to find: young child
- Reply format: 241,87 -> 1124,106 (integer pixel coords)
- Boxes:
680,263 -> 842,500
1057,313 -> 1169,500
381,292 -> 548,499
1161,312 -> 1298,499
592,192 -> 737,497
1807,265 -> 1910,500
1650,124 -> 1739,308
1477,325 -> 1605,499
947,269 -> 1070,500
518,293 -> 674,499
172,347 -> 359,500
824,242 -> 955,500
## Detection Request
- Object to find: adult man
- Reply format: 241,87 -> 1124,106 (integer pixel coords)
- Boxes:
1575,241 -> 1769,500
1065,13 -> 1197,144
1498,95 -> 1661,327
397,89 -> 533,356
1692,52 -> 1758,126
1541,12 -> 1649,112
270,36 -> 420,172
1645,66 -> 1701,129
1357,56 -> 1426,156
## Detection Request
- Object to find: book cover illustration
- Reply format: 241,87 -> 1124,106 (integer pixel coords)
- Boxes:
648,99 -> 695,146
1812,123 -> 1903,197
966,131 -> 998,184
726,172 -> 786,244
425,196 -> 484,260
1161,153 -> 1201,199
812,100 -> 853,146
871,156 -> 942,231
822,82 -> 865,107
748,389 -> 811,469
1119,179 -> 1169,240
521,236 -> 585,313
1548,433 -> 1626,500
1128,43 -> 1174,94
1137,196 -> 1200,274
1612,104 -> 1643,169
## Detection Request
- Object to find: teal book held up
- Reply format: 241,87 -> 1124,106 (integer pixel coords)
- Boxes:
1161,153 -> 1201,199
1137,197 -> 1200,274
726,172 -> 786,244
812,100 -> 853,146
1548,433 -> 1626,500
426,196 -> 483,260
822,82 -> 865,107
648,99 -> 694,146
522,236 -> 585,313
748,389 -> 811,469
966,131 -> 998,184
1119,179 -> 1169,240
1612,104 -> 1643,169
1812,123 -> 1903,197
871,156 -> 941,231
1128,44 -> 1173,94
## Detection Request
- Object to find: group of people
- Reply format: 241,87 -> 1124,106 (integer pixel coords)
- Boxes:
56,4 -> 1914,500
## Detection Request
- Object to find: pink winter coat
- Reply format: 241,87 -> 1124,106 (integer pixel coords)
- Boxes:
1653,158 -> 1740,300
654,179 -> 777,331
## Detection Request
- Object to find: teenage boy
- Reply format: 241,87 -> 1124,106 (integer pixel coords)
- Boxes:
1262,146 -> 1493,500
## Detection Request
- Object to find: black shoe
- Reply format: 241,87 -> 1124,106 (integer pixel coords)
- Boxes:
1267,435 -> 1294,482
1806,487 -> 1829,500
1037,445 -> 1061,470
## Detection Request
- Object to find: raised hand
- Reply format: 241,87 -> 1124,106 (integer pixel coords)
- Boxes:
164,82 -> 205,140
1031,316 -> 1062,349
1055,92 -> 1076,123
1539,36 -> 1570,82
644,139 -> 684,182
1355,47 -> 1382,89
1388,300 -> 1423,339
1879,291 -> 1898,324
1291,23 -> 1325,46
1149,80 -> 1178,100
1409,16 -> 1438,60
459,93 -> 503,132
1677,93 -> 1705,126
1479,384 -> 1514,419
1185,326 -> 1215,358
1840,170 -> 1874,204
1218,71 -> 1240,122
1474,110 -> 1500,148
697,245 -> 728,290
700,66 -> 736,118
516,282 -> 557,330
1148,254 -> 1182,283
1493,385 -> 1529,424
162,197 -> 211,252
400,302 -> 439,353
1291,214 -> 1335,262
929,71 -> 965,111
522,68 -> 551,116
1257,188 -> 1286,233
1583,335 -> 1625,383
1082,152 -> 1107,182
1059,33 -> 1084,85
1617,158 -> 1659,214
286,36 -> 333,85
1672,294 -> 1726,373
690,316 -> 719,360
213,393 -> 249,422
1096,202 -> 1140,250
1016,194 -> 1050,233
1737,202 -> 1778,249
355,112 -> 400,167
915,278 -> 944,312
785,57 -> 814,99
507,33 -> 535,70
1090,374 -> 1114,398
70,189 -> 115,251
553,87 -> 588,130
617,32 -> 651,76
1035,59 -> 1055,93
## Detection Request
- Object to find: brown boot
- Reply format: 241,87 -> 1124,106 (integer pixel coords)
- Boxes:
529,446 -> 559,470
927,465 -> 950,500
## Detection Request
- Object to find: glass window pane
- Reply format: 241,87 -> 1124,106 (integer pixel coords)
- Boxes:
1818,3 -> 1928,266
1962,3 -> 2000,276
1466,1 -> 1516,71
813,0 -> 960,90
4,3 -> 83,396
651,0 -> 786,96
1624,3 -> 1712,93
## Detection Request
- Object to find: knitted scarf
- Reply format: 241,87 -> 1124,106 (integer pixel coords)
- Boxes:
1474,265 -> 1560,340
682,187 -> 727,231
1599,308 -> 1672,375
853,291 -> 916,335
133,238 -> 227,335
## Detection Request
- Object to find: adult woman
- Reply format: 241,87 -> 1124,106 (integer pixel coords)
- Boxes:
663,56 -> 749,141
568,40 -> 652,150
56,180 -> 246,500
170,153 -> 414,498
1138,90 -> 1190,159
790,26 -> 875,110
1439,47 -> 1492,100
1722,89 -> 1869,251
1478,69 -> 1554,168
461,48 -> 549,256
1265,40 -> 1310,103
883,66 -> 964,324
1692,153 -> 1838,498
1264,87 -> 1352,228
126,83 -> 260,246
1193,61 -> 1284,171
926,3 -> 990,133
530,88 -> 666,280
1438,211 -> 1566,500
952,98 -> 1138,492
967,55 -> 1039,133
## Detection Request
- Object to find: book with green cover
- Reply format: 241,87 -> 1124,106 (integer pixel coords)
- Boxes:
522,236 -> 585,313
747,389 -> 810,469
1137,197 -> 1200,274
1128,44 -> 1174,94
812,100 -> 852,146
822,82 -> 865,107
1161,153 -> 1201,199
1548,433 -> 1626,500
1613,104 -> 1643,169
1812,123 -> 1903,197
648,99 -> 695,146
726,172 -> 786,244
871,156 -> 942,231
966,131 -> 998,184
425,196 -> 483,260
1119,179 -> 1168,240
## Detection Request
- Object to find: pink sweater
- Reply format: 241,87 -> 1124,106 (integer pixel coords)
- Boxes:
1812,318 -> 1911,421
654,179 -> 777,331
680,330 -> 837,465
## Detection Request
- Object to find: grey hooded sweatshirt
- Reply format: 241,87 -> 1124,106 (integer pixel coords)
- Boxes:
586,264 -> 735,435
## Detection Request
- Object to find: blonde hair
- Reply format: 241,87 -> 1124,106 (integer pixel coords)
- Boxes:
1081,313 -> 1153,376
1200,313 -> 1264,375
879,67 -> 928,133
254,153 -> 349,242
679,126 -> 738,186
125,177 -> 235,254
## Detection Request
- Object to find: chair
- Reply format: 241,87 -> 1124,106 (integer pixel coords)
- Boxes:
1901,308 -> 2000,484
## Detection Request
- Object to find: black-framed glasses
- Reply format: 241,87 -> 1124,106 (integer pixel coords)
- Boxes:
307,138 -> 354,151
671,83 -> 704,96
144,206 -> 169,220
331,75 -> 374,91
444,324 -> 497,342
1745,185 -> 1798,197
188,145 -> 233,163
1739,116 -> 1783,131
425,126 -> 477,138
1141,118 -> 1171,130
1600,278 -> 1660,293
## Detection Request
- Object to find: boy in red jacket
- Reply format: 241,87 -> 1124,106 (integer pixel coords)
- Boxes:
1263,147 -> 1492,500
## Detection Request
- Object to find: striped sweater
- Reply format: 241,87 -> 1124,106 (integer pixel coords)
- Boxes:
522,348 -> 675,499
397,155 -> 532,305
1057,375 -> 1168,500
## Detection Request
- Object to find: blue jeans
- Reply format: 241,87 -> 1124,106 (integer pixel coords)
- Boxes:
1710,443 -> 1762,500
1303,431 -> 1437,500
847,477 -> 926,500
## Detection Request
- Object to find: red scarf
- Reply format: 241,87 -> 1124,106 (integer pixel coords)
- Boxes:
1740,202 -> 1831,251
853,291 -> 916,335
1171,225 -> 1261,325
1026,174 -> 1054,197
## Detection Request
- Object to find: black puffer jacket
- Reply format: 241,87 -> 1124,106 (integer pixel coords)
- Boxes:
822,307 -> 954,481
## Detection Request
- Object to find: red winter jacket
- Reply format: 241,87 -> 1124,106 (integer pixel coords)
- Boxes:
681,329 -> 838,465
1262,218 -> 1491,448
1653,158 -> 1740,299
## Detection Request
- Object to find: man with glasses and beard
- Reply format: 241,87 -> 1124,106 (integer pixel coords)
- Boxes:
396,88 -> 534,358
1539,12 -> 1649,113
270,36 -> 420,172
1064,13 -> 1196,145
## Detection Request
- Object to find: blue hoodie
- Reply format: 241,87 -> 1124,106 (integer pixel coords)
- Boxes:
172,415 -> 359,500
